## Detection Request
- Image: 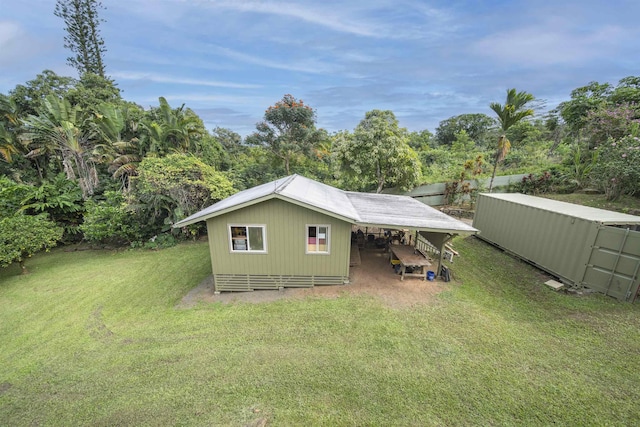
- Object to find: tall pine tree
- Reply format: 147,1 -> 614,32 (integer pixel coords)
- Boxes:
54,0 -> 106,77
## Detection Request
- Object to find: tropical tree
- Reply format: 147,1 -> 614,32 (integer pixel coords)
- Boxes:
488,89 -> 535,192
408,129 -> 435,151
332,110 -> 421,193
54,0 -> 107,77
140,97 -> 203,156
92,103 -> 141,188
246,94 -> 322,175
610,76 -> 640,105
9,70 -> 76,116
212,126 -> 245,170
129,154 -> 235,236
435,113 -> 495,147
65,72 -> 120,112
557,82 -> 611,136
21,94 -> 98,198
0,94 -> 21,162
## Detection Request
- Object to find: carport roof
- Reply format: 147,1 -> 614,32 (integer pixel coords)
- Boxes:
175,174 -> 477,234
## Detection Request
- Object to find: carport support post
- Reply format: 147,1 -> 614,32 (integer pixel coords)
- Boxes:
437,234 -> 454,278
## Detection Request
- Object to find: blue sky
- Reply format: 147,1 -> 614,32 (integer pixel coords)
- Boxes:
1,0 -> 639,136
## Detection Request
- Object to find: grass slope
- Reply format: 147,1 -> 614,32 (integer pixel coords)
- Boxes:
1,239 -> 639,425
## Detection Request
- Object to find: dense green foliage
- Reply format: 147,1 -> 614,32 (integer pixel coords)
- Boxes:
592,134 -> 640,199
0,213 -> 63,273
246,94 -> 322,175
130,154 -> 235,234
332,110 -> 421,192
435,113 -> 495,147
0,238 -> 638,424
80,191 -> 142,245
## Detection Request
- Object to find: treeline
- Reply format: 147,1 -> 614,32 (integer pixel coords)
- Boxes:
1,69 -> 639,272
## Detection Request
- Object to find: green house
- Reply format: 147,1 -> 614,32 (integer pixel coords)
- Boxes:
175,175 -> 477,292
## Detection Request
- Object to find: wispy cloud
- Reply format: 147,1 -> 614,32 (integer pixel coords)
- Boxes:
198,0 -> 381,37
110,71 -> 262,89
210,45 -> 337,74
471,20 -> 627,66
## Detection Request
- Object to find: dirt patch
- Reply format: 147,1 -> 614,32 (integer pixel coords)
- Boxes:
0,382 -> 12,395
178,248 -> 450,309
86,305 -> 114,342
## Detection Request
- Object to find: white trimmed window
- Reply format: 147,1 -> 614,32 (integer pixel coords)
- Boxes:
306,225 -> 330,254
229,225 -> 266,253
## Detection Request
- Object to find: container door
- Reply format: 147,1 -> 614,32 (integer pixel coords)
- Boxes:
581,226 -> 640,302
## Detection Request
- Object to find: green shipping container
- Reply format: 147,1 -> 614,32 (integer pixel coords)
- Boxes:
473,193 -> 640,302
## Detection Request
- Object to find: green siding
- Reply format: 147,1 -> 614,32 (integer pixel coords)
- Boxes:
206,198 -> 351,279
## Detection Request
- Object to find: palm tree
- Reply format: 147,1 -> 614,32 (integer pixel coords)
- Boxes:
21,94 -> 98,199
92,103 -> 141,189
488,88 -> 535,192
140,97 -> 202,156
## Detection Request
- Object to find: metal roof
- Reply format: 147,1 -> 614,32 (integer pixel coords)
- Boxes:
175,174 -> 477,234
481,193 -> 640,225
347,192 -> 477,233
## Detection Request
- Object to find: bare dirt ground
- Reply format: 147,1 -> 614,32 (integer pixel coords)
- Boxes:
178,247 -> 451,309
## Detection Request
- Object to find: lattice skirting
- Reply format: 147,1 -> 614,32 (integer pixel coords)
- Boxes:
213,274 -> 347,292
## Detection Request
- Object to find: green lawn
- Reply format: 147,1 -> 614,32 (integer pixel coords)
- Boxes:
1,239 -> 639,425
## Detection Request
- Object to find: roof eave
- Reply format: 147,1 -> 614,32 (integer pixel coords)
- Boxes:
173,192 -> 359,228
173,193 -> 278,228
278,195 -> 359,223
353,221 -> 478,235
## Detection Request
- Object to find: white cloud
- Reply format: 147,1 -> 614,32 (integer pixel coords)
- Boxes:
197,0 -> 381,37
210,45 -> 337,74
471,21 -> 627,66
110,71 -> 262,89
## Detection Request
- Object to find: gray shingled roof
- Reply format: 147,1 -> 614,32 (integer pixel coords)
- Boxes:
175,174 -> 477,234
482,193 -> 640,225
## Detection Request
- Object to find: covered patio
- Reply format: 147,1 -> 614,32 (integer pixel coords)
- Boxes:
345,191 -> 477,281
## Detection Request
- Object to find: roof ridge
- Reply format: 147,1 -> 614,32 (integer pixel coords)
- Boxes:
274,174 -> 297,194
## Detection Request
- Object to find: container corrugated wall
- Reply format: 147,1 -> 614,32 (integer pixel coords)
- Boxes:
473,194 -> 597,286
206,198 -> 351,288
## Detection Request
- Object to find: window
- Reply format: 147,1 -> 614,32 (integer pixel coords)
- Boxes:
306,225 -> 330,254
229,225 -> 266,253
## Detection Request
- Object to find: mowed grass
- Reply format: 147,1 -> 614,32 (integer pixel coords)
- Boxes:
1,239 -> 639,425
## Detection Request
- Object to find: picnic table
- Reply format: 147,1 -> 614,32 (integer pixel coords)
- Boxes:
389,245 -> 432,281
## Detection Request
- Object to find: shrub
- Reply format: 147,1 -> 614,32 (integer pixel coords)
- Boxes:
0,214 -> 63,273
130,154 -> 235,236
81,191 -> 144,245
592,134 -> 640,200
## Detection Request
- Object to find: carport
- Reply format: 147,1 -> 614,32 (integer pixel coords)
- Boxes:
345,191 -> 478,279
